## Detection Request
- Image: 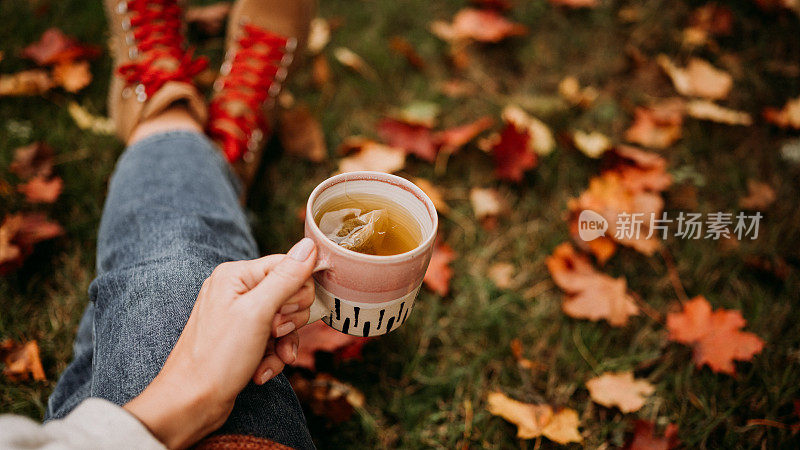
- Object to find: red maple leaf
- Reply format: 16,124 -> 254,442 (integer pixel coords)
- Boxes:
22,28 -> 101,66
293,321 -> 369,370
377,118 -> 439,162
623,420 -> 679,450
492,123 -> 537,182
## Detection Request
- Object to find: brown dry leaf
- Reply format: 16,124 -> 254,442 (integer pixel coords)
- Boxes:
430,8 -> 527,43
604,146 -> 672,193
312,55 -> 331,88
546,243 -> 639,326
337,140 -> 405,173
739,180 -> 776,210
17,176 -> 63,204
68,102 -> 115,135
763,96 -> 800,129
487,392 -> 582,444
657,55 -> 733,100
624,99 -> 685,149
307,18 -> 331,54
333,47 -> 377,80
586,372 -> 655,413
278,105 -> 327,162
558,76 -> 599,107
686,99 -> 752,125
666,296 -> 764,375
548,0 -> 598,8
389,36 -> 425,70
185,2 -> 231,35
52,60 -> 92,93
423,241 -> 456,296
573,130 -> 612,158
413,178 -> 449,214
0,70 -> 54,96
624,420 -> 680,450
469,187 -> 506,220
502,105 -> 555,156
290,373 -> 364,423
10,142 -> 54,180
0,339 -> 46,382
487,262 -> 514,289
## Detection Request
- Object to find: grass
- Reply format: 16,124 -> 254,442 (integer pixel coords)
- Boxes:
2,0 -> 800,448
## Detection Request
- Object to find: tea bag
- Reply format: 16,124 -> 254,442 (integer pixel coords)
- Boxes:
318,208 -> 390,254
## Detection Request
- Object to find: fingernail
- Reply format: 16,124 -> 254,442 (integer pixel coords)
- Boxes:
287,238 -> 314,261
292,342 -> 298,362
280,303 -> 300,315
260,369 -> 273,385
275,321 -> 296,337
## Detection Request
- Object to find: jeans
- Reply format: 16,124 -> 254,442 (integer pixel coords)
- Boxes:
44,131 -> 315,449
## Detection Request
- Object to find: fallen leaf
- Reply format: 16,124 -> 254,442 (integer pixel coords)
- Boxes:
290,373 -> 364,423
603,146 -> 672,193
14,213 -> 65,248
377,118 -> 439,162
430,8 -> 527,43
423,241 -> 455,296
293,320 -> 366,370
586,372 -> 655,413
666,296 -> 764,375
763,96 -> 800,129
307,18 -> 331,54
0,213 -> 64,274
739,180 -> 776,210
0,340 -> 46,382
278,104 -> 327,162
311,54 -> 331,88
487,392 -> 582,443
502,105 -> 555,156
558,76 -> 599,108
0,70 -> 54,96
333,47 -> 377,80
470,187 -> 506,220
435,116 -> 494,153
22,28 -> 101,66
546,243 -> 639,326
337,140 -> 406,173
389,36 -> 425,70
657,55 -> 733,100
623,420 -> 680,450
185,2 -> 231,35
68,102 -> 116,135
52,60 -> 92,93
624,99 -> 684,149
487,262 -> 514,288
574,130 -> 612,158
548,0 -> 598,8
413,178 -> 449,214
17,176 -> 63,203
10,142 -> 54,180
686,99 -> 752,125
492,124 -> 537,182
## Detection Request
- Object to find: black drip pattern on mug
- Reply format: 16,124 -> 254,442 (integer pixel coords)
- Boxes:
362,321 -> 370,337
335,298 -> 341,320
377,309 -> 385,329
342,318 -> 350,334
397,302 -> 405,322
386,317 -> 395,332
401,308 -> 409,324
353,307 -> 360,327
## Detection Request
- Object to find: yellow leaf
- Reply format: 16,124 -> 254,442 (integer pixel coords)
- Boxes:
585,371 -> 655,413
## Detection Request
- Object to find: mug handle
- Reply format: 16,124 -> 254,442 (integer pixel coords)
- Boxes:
306,258 -> 331,325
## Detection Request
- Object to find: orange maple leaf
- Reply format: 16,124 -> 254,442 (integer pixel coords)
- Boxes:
0,339 -> 46,382
666,296 -> 764,375
423,242 -> 456,296
17,176 -> 63,204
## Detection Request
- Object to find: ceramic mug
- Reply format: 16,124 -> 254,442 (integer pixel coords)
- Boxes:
304,171 -> 438,337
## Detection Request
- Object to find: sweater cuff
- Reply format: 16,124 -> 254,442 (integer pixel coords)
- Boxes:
52,398 -> 166,449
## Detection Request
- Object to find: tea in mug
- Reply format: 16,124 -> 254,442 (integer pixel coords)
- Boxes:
314,193 -> 422,256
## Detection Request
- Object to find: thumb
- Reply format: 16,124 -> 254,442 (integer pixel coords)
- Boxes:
242,238 -> 317,318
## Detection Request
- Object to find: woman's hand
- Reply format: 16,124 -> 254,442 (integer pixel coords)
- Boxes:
123,238 -> 317,449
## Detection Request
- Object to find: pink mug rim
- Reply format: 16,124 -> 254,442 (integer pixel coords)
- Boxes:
305,171 -> 438,263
